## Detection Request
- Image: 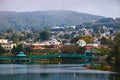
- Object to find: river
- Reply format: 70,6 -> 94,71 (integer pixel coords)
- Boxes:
0,64 -> 118,80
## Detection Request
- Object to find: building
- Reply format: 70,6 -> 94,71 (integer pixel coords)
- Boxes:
77,39 -> 86,47
31,43 -> 43,49
49,39 -> 61,45
30,39 -> 61,49
0,39 -> 16,50
0,39 -> 8,43
1,43 -> 16,50
86,43 -> 99,47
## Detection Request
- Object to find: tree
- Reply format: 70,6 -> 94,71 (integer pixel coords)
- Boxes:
71,36 -> 80,43
100,37 -> 111,45
11,32 -> 22,43
25,46 -> 33,53
17,44 -> 24,53
26,33 -> 34,39
0,44 -> 7,54
40,30 -> 50,41
71,35 -> 92,44
76,46 -> 86,54
11,46 -> 17,54
107,33 -> 120,72
97,47 -> 110,56
79,35 -> 92,43
6,28 -> 14,33
113,33 -> 120,72
11,44 -> 24,55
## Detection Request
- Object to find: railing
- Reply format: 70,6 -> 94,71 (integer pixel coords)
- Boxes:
29,53 -> 94,59
0,53 -> 94,60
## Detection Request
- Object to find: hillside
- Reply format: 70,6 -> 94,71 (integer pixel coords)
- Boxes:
0,10 -> 104,31
76,18 -> 120,30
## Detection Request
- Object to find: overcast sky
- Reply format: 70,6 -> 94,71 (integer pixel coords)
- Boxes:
0,0 -> 120,18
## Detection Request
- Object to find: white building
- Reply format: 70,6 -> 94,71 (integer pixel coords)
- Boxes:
1,43 -> 16,50
86,43 -> 99,47
0,39 -> 16,50
49,39 -> 61,45
0,39 -> 8,43
77,39 -> 86,47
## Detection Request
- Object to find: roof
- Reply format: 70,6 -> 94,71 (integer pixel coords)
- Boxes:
77,40 -> 86,44
16,52 -> 27,57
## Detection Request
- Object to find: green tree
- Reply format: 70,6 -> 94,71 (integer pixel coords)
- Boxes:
25,46 -> 33,53
100,37 -> 111,45
107,33 -> 120,72
26,33 -> 34,39
6,28 -> 14,33
0,44 -> 7,54
11,44 -> 24,55
97,47 -> 110,56
17,44 -> 24,53
11,46 -> 17,54
71,36 -> 80,43
40,30 -> 50,41
113,33 -> 120,72
76,46 -> 86,54
11,32 -> 21,43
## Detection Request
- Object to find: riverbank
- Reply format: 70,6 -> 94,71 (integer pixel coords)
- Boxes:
84,63 -> 111,71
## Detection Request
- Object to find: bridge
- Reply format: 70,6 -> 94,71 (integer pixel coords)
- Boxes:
28,53 -> 94,60
0,56 -> 13,60
0,53 -> 94,61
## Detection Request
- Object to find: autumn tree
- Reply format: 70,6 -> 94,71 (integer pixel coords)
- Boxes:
71,35 -> 92,43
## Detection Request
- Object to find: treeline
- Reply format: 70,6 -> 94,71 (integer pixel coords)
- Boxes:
0,10 -> 104,31
76,18 -> 120,30
0,29 -> 50,43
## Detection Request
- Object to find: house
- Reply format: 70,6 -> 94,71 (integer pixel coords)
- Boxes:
1,43 -> 16,50
0,39 -> 8,43
86,43 -> 99,47
49,39 -> 61,48
49,39 -> 61,45
77,39 -> 86,47
31,42 -> 50,49
0,39 -> 16,50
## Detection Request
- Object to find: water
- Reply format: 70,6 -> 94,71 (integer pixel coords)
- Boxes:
0,64 -> 115,80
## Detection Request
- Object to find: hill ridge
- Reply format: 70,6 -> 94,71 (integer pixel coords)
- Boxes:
0,10 -> 105,31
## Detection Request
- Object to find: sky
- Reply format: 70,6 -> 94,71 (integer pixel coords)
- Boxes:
0,0 -> 120,18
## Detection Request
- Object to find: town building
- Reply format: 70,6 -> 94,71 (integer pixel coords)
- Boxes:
1,43 -> 16,50
0,39 -> 16,50
0,39 -> 8,43
77,39 -> 86,47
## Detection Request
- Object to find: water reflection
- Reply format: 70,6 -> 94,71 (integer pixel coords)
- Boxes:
0,64 -> 114,80
0,73 -> 110,80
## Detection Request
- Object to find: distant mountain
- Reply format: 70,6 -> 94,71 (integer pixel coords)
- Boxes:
0,10 -> 104,31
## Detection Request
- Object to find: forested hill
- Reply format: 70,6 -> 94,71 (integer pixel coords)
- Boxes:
76,18 -> 120,30
0,10 -> 104,31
